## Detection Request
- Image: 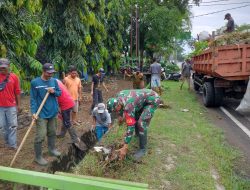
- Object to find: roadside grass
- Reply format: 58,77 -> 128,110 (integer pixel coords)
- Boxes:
73,81 -> 250,190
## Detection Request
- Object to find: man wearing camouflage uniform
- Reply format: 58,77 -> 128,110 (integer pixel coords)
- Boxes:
107,89 -> 160,160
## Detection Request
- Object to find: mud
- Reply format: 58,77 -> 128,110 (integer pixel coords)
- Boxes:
48,130 -> 97,173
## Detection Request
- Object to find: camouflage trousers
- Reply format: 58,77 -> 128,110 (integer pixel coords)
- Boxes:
125,96 -> 160,144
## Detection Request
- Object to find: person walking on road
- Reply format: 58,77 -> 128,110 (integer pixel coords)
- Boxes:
92,103 -> 111,141
150,58 -> 162,95
30,63 -> 61,166
56,80 -> 81,147
180,59 -> 192,91
63,66 -> 82,125
107,89 -> 160,160
0,58 -> 21,150
90,68 -> 108,112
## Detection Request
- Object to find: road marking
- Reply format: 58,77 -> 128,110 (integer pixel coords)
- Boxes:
220,106 -> 250,139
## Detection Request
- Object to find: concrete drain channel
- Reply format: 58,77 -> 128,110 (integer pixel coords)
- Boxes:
48,130 -> 97,173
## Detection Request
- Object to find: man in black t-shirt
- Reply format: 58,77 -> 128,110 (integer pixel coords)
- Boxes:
90,68 -> 108,112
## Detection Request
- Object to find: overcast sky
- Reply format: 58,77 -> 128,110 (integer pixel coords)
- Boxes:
190,0 -> 250,36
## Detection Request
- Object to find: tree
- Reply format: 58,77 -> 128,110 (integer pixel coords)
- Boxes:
104,0 -> 129,73
127,0 -> 200,63
41,0 -> 107,74
0,0 -> 43,92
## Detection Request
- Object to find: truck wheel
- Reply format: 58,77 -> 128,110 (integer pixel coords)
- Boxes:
203,82 -> 215,107
193,81 -> 200,91
214,87 -> 224,107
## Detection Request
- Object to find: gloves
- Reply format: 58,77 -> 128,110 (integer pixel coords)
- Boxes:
117,144 -> 128,160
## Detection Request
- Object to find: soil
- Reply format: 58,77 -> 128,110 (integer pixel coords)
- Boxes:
0,77 -> 132,173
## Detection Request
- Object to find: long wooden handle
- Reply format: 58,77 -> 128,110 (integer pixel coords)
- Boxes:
10,92 -> 50,167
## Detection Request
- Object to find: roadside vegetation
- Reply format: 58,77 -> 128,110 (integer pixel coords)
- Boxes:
73,81 -> 250,190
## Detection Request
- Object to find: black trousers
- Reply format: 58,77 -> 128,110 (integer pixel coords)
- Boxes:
91,89 -> 103,110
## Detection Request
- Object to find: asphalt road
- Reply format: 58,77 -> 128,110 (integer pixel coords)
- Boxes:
194,91 -> 250,179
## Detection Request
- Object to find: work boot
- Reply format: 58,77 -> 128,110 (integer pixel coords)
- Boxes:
34,143 -> 48,166
56,126 -> 66,138
134,132 -> 147,160
48,136 -> 61,157
68,127 -> 79,144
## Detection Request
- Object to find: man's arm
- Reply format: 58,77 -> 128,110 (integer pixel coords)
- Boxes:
123,112 -> 136,144
14,75 -> 21,112
15,94 -> 21,112
124,70 -> 132,77
53,79 -> 62,97
92,111 -> 97,130
30,81 -> 38,116
102,81 -> 108,92
78,79 -> 82,101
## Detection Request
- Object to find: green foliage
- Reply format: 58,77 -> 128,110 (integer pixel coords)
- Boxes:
126,0 -> 194,59
236,24 -> 250,31
165,63 -> 180,74
103,0 -> 127,72
188,41 -> 209,58
0,0 -> 43,92
41,0 -> 109,72
0,0 -> 201,92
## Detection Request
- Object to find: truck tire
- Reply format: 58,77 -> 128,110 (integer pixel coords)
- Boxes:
214,87 -> 223,107
203,82 -> 215,107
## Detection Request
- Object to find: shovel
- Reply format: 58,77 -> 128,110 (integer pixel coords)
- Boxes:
10,92 -> 50,167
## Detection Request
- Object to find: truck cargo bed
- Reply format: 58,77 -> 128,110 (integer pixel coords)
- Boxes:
192,44 -> 250,81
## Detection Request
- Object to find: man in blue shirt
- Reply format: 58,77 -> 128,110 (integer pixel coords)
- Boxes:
30,63 -> 61,166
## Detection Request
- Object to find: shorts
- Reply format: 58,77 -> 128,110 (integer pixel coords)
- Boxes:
72,100 -> 79,113
151,74 -> 161,88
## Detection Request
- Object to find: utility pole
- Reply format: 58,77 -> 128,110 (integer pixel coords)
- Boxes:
130,6 -> 133,67
135,4 -> 138,69
137,5 -> 141,70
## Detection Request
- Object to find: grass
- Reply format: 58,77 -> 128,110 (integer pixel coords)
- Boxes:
73,81 -> 250,190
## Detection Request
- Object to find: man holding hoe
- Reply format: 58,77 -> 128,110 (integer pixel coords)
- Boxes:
30,63 -> 61,166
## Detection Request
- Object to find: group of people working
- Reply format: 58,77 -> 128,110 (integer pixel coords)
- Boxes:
0,57 -> 161,166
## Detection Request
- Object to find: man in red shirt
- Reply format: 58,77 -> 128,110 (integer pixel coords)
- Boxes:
56,80 -> 81,147
0,58 -> 21,149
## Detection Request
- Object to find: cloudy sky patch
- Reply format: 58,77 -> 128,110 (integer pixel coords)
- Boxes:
190,0 -> 250,36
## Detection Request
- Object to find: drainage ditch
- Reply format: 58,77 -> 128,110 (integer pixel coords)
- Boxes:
48,129 -> 97,173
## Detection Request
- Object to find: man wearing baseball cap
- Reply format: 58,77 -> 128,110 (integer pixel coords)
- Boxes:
92,103 -> 111,141
0,58 -> 21,149
224,13 -> 234,33
90,68 -> 108,113
30,63 -> 62,166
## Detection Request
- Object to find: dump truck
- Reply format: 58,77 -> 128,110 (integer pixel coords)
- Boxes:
192,44 -> 250,107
